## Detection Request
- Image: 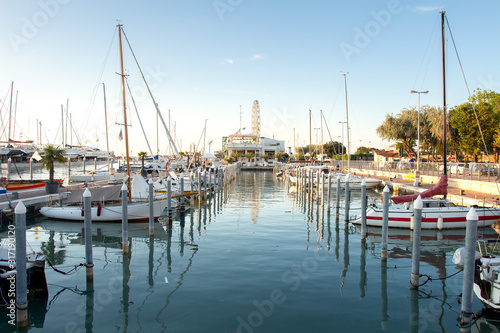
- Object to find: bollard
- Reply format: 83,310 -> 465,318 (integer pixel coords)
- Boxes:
83,156 -> 86,173
148,181 -> 154,236
68,157 -> 71,179
167,179 -> 172,221
410,196 -> 423,288
83,188 -> 94,282
30,158 -> 33,181
381,185 -> 390,261
180,174 -> 185,211
121,183 -> 129,254
15,201 -> 28,329
7,157 -> 11,182
344,178 -> 350,223
327,173 -> 332,210
460,208 -> 478,329
335,176 -> 341,217
190,171 -> 194,206
360,180 -> 367,241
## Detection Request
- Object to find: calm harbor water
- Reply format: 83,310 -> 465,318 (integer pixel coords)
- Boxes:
1,170 -> 500,332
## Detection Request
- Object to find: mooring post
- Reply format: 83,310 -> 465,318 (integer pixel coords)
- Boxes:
335,176 -> 341,217
360,179 -> 367,241
83,156 -> 86,173
180,174 -> 185,212
190,171 -> 194,206
94,157 -> 97,171
344,178 -> 350,223
167,179 -> 172,222
29,157 -> 33,181
197,171 -> 201,201
460,207 -> 478,330
7,157 -> 11,182
410,196 -> 423,288
121,183 -> 129,254
148,181 -> 154,236
83,188 -> 94,282
381,185 -> 390,261
68,157 -> 71,179
15,201 -> 28,329
327,173 -> 332,210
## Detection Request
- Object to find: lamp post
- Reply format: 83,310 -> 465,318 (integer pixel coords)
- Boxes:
410,90 -> 429,186
339,121 -> 346,169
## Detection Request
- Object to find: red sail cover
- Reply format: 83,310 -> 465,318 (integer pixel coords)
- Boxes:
391,176 -> 448,204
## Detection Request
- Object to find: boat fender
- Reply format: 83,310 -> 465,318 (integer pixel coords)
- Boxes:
97,204 -> 102,216
437,216 -> 444,230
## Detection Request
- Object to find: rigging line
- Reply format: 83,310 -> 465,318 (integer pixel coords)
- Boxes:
326,78 -> 343,124
125,79 -> 154,158
80,28 -> 117,141
445,16 -> 489,159
121,28 -> 181,159
321,111 -> 339,158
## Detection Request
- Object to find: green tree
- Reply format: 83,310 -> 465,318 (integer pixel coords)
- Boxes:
138,151 -> 148,175
231,152 -> 239,161
41,144 -> 66,183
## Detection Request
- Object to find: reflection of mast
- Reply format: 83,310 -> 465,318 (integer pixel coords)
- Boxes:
381,260 -> 388,330
122,241 -> 131,331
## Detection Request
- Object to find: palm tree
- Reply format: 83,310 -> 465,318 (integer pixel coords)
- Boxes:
41,145 -> 65,184
138,151 -> 148,175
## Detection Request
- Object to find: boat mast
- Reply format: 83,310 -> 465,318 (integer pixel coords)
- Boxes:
8,81 -> 13,142
343,73 -> 350,172
441,11 -> 448,179
103,83 -> 110,171
118,24 -> 132,200
309,109 -> 311,160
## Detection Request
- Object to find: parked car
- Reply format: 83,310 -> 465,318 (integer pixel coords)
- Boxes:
481,166 -> 499,176
450,162 -> 467,175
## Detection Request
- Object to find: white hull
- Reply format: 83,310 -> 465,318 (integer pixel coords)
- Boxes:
69,172 -> 125,182
40,198 -> 170,222
353,202 -> 500,229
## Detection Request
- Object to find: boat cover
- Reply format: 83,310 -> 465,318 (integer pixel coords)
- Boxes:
391,175 -> 448,204
66,184 -> 122,204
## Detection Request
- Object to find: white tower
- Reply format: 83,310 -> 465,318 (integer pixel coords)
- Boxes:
251,100 -> 261,138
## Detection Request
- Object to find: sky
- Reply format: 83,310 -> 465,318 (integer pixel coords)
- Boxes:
1,0 -> 500,158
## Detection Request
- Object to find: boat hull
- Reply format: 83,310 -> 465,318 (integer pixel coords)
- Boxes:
39,199 -> 169,222
353,204 -> 500,229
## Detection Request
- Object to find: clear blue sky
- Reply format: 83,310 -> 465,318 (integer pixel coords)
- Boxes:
1,1 -> 499,157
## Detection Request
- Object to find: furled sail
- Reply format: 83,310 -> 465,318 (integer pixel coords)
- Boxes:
391,176 -> 448,204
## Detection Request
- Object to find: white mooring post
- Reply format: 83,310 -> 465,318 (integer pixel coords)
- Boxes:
167,179 -> 172,222
180,174 -> 185,212
15,201 -> 28,329
360,179 -> 367,241
410,196 -> 423,287
83,188 -> 94,282
148,181 -> 154,236
460,208 -> 478,330
30,158 -> 33,180
335,176 -> 341,217
121,183 -> 129,254
381,185 -> 390,261
327,173 -> 332,210
344,178 -> 350,223
7,157 -> 11,182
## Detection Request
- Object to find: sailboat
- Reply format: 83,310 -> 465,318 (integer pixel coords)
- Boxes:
40,24 -> 172,222
353,11 -> 500,230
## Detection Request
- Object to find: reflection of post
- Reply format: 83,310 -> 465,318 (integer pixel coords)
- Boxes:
359,241 -> 366,300
335,176 -> 341,217
360,180 -> 367,241
326,209 -> 331,251
179,213 -> 186,256
148,236 -> 155,287
85,283 -> 94,332
166,224 -> 172,271
381,260 -> 388,330
344,179 -> 350,223
122,244 -> 131,331
340,225 -> 350,296
410,288 -> 419,333
335,216 -> 340,262
149,182 -> 154,236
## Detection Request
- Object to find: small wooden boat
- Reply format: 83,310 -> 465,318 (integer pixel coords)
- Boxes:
1,179 -> 63,191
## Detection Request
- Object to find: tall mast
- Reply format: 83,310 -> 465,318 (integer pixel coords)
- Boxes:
13,90 -> 18,140
320,109 -> 323,157
309,109 -> 312,159
441,11 -> 448,180
118,24 -> 132,199
8,81 -> 13,142
65,99 -> 69,147
103,83 -> 110,170
61,104 -> 64,146
343,73 -> 350,172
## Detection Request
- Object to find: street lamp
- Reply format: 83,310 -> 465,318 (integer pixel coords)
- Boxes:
410,90 -> 429,186
339,121 -> 346,168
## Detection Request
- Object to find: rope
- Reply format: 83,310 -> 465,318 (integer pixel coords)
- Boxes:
46,257 -> 85,275
412,268 -> 463,287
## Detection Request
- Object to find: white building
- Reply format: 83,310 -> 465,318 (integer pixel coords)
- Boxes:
223,134 -> 285,160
